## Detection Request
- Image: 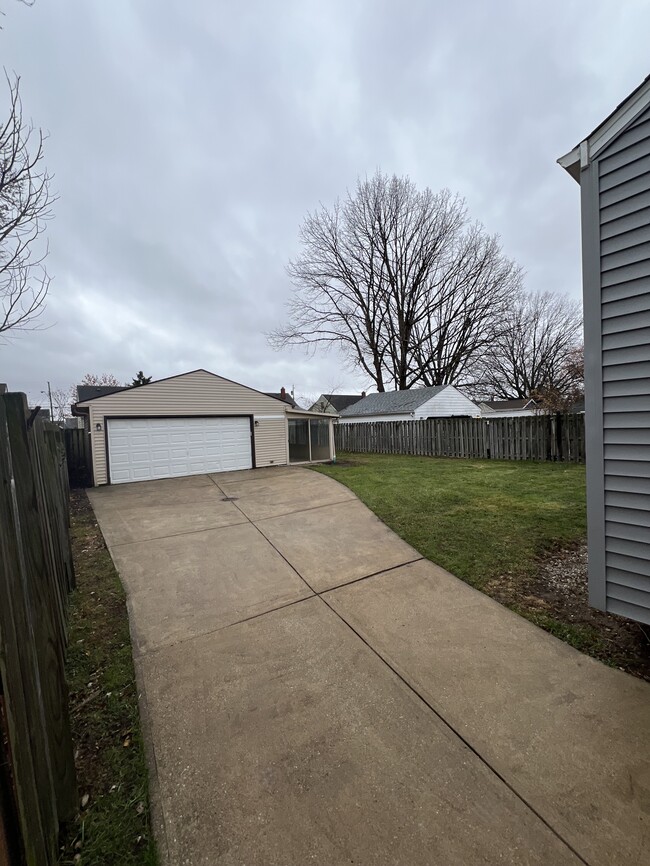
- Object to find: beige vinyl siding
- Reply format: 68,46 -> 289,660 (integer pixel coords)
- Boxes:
78,370 -> 290,484
253,417 -> 288,467
88,413 -> 108,485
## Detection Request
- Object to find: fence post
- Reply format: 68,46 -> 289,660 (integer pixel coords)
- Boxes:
0,395 -> 77,866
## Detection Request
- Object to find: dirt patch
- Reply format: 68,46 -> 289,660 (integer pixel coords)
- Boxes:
59,490 -> 156,865
486,544 -> 650,681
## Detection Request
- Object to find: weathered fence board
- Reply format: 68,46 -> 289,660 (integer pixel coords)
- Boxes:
64,426 -> 93,487
335,414 -> 586,463
0,394 -> 77,866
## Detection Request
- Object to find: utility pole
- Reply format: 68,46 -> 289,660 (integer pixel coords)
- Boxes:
46,380 -> 53,419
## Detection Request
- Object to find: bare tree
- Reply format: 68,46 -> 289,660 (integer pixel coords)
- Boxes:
0,73 -> 53,337
269,172 -> 522,391
50,385 -> 75,421
1,1 -> 36,28
477,290 -> 583,400
409,226 -> 522,387
531,343 -> 584,412
79,372 -> 123,387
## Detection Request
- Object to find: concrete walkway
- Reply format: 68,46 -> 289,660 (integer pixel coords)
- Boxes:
88,467 -> 650,866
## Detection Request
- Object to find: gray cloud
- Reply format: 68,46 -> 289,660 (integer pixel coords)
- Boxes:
2,0 -> 649,407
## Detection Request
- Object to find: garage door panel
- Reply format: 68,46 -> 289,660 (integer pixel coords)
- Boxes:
108,417 -> 252,484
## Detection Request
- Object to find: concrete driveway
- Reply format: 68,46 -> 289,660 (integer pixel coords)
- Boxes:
88,467 -> 650,866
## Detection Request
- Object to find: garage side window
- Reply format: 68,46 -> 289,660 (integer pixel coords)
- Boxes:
288,419 -> 310,462
310,420 -> 330,460
288,418 -> 330,463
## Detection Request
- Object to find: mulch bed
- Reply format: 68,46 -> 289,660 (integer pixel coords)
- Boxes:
488,544 -> 650,681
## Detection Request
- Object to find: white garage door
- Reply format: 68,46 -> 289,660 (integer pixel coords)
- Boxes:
107,417 -> 252,484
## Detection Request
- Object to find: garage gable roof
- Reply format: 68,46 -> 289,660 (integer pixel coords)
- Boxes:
74,369 -> 292,409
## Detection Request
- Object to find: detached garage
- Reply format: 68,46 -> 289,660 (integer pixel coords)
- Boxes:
74,369 -> 336,485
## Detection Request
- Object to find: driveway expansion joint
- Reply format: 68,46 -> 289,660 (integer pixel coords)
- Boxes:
106,516 -> 249,548
130,591 -> 317,659
91,472 -> 637,866
208,471 -> 590,866
251,497 -> 357,521
317,593 -> 593,866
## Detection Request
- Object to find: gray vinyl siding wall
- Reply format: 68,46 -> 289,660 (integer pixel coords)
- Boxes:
582,104 -> 650,625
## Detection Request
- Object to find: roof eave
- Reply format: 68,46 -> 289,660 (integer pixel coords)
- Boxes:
287,408 -> 339,418
557,146 -> 581,183
558,75 -> 650,183
339,412 -> 407,419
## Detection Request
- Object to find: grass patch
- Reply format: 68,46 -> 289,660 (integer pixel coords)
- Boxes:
314,453 -> 586,589
513,608 -> 603,654
59,491 -> 157,866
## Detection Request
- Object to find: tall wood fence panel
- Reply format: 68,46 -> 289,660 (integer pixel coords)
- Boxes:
64,426 -> 93,487
0,393 -> 77,866
335,414 -> 585,463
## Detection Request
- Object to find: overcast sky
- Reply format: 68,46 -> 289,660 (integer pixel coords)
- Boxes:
2,0 -> 648,407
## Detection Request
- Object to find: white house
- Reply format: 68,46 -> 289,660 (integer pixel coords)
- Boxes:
338,385 -> 481,423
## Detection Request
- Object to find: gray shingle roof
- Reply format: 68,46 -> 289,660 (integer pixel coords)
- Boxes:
339,386 -> 447,417
76,385 -> 127,402
323,394 -> 364,411
480,399 -> 536,411
265,391 -> 300,409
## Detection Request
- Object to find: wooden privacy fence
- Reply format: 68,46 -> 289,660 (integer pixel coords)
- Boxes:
64,426 -> 93,487
335,414 -> 586,463
0,393 -> 77,866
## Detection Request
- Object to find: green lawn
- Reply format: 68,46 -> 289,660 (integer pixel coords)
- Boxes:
313,453 -> 586,590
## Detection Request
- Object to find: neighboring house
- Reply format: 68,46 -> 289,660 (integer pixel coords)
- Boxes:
568,399 -> 585,414
559,76 -> 650,626
479,398 -> 538,418
264,386 -> 301,409
338,386 -> 481,423
309,393 -> 366,414
76,385 -> 125,402
73,369 -> 336,486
